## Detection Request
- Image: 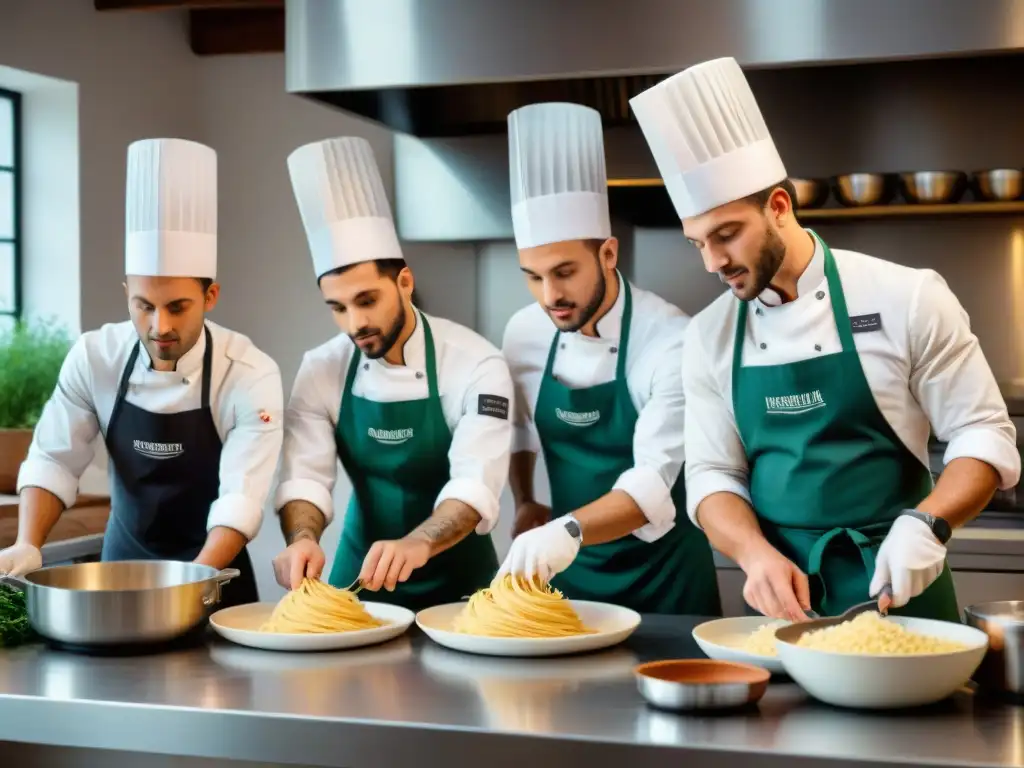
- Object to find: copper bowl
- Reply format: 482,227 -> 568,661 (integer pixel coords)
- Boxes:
790,178 -> 830,209
635,659 -> 770,711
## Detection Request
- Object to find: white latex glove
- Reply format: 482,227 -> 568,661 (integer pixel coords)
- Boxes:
869,515 -> 947,608
496,516 -> 580,584
0,542 -> 42,578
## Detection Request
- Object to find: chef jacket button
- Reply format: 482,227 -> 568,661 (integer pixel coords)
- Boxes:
814,344 -> 822,352
560,343 -> 566,350
182,377 -> 189,385
755,307 -> 763,316
415,371 -> 424,379
760,342 -> 767,350
363,363 -> 369,371
816,290 -> 825,300
610,346 -> 618,354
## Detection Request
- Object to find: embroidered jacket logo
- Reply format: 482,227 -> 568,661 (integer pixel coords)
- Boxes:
765,390 -> 826,415
368,427 -> 414,445
133,440 -> 184,460
555,408 -> 600,428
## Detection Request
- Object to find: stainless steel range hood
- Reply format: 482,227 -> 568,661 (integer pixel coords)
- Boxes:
286,0 -> 1024,240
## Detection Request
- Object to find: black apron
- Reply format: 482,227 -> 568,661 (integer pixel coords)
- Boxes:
100,326 -> 258,609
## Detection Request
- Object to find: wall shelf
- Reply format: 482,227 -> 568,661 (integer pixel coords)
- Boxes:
606,179 -> 1024,226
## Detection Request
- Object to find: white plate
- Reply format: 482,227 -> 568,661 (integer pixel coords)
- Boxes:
416,600 -> 641,657
776,616 -> 989,709
692,616 -> 789,674
209,601 -> 415,652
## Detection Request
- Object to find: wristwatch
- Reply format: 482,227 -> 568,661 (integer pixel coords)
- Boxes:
901,509 -> 952,545
562,515 -> 583,547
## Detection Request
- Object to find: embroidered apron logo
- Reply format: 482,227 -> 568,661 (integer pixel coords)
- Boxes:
765,390 -> 826,415
368,427 -> 415,445
555,408 -> 601,428
132,440 -> 185,460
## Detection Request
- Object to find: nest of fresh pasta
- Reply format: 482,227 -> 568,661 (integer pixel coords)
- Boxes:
451,575 -> 596,638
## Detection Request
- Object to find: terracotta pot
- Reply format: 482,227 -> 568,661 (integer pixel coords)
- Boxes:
0,428 -> 33,495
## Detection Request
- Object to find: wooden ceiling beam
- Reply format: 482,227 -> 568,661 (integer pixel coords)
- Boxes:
95,1 -> 282,11
188,8 -> 285,56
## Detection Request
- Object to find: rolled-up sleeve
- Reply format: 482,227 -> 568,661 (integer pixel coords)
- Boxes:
273,353 -> 340,525
17,338 -> 100,508
208,363 -> 284,540
682,321 -> 752,528
909,271 -> 1021,489
612,318 -> 685,542
436,354 -> 514,534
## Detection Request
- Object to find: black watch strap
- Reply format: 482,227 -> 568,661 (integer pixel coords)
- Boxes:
901,509 -> 952,545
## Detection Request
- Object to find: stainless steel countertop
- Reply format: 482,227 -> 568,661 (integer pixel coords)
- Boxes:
0,616 -> 1022,768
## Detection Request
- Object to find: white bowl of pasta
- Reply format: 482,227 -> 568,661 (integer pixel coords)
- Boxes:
774,613 -> 989,709
416,576 -> 641,657
691,616 -> 790,674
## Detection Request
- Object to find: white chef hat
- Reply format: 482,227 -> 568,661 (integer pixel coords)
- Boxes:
125,138 -> 217,278
630,57 -> 787,220
508,102 -> 611,250
287,136 -> 403,279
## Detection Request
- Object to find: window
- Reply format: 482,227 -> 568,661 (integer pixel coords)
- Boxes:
0,88 -> 20,332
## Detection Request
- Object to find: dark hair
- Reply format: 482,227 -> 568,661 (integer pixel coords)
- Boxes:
743,178 -> 799,214
196,278 -> 214,292
317,258 -> 408,287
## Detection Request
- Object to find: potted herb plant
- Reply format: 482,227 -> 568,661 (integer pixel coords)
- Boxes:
0,319 -> 72,494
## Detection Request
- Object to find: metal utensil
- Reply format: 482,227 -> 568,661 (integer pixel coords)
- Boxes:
0,560 -> 239,647
634,659 -> 770,711
973,169 -> 1023,201
794,584 -> 894,626
834,173 -> 893,207
899,171 -> 967,204
790,177 -> 830,209
963,601 -> 1024,694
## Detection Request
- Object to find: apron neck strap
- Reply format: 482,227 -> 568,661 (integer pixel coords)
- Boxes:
732,230 -> 854,370
543,271 -> 633,380
345,310 -> 440,400
117,325 -> 214,408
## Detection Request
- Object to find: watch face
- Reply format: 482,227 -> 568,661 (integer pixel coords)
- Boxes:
564,520 -> 581,539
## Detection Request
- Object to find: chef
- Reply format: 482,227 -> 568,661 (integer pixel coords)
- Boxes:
497,102 -> 721,616
630,57 -> 1020,621
0,138 -> 284,608
270,136 -> 512,611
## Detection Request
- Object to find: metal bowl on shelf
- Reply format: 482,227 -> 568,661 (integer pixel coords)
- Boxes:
899,171 -> 967,204
833,173 -> 893,207
790,178 -> 830,209
964,601 -> 1024,695
973,169 -> 1023,202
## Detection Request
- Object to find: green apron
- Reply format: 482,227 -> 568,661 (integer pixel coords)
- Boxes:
535,279 -> 722,616
731,232 -> 959,621
328,314 -> 499,612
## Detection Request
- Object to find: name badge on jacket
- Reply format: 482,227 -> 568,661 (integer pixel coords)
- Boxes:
850,313 -> 882,334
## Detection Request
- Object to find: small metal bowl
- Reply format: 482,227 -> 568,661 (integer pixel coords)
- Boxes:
790,178 -> 830,209
899,171 -> 967,204
834,173 -> 894,207
964,601 -> 1024,695
635,659 -> 770,711
973,169 -> 1023,202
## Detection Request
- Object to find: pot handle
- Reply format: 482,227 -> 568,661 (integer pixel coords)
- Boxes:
0,574 -> 28,592
202,568 -> 242,607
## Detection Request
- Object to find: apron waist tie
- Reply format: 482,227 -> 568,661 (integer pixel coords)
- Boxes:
806,526 -> 877,615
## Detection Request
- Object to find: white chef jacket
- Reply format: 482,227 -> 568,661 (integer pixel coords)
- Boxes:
274,310 -> 513,533
16,320 -> 284,540
684,233 -> 1021,526
502,273 -> 689,542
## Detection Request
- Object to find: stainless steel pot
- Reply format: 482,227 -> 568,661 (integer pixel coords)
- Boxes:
1,560 -> 239,646
963,601 -> 1024,694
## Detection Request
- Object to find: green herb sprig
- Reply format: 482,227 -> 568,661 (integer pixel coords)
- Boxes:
0,584 -> 34,647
